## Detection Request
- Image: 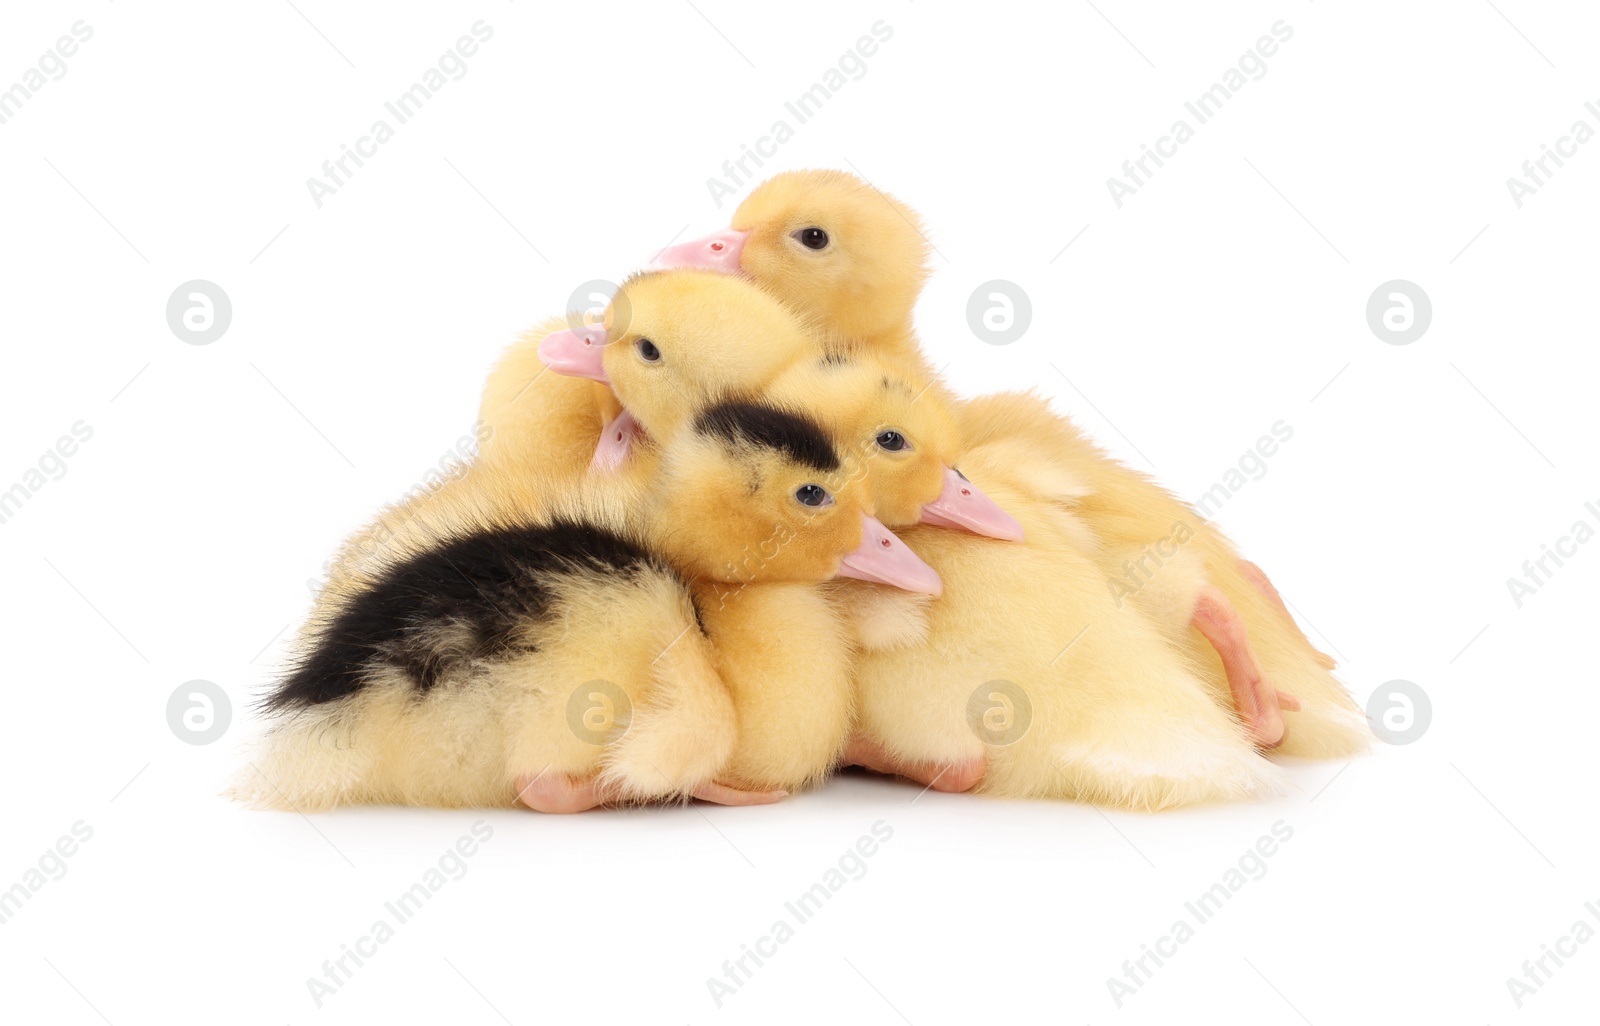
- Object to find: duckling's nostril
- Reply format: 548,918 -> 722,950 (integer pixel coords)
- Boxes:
961,487 -> 972,497
880,538 -> 892,549
710,241 -> 725,252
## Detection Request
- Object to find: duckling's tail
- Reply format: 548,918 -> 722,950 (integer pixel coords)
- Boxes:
227,708 -> 371,812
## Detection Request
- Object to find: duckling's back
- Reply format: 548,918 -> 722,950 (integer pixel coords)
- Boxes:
851,444 -> 1282,811
269,518 -> 671,710
240,502 -> 732,810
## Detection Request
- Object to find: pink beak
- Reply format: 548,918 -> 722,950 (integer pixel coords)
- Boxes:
919,467 -> 1024,541
591,409 -> 641,473
537,325 -> 609,383
836,514 -> 943,596
651,228 -> 750,274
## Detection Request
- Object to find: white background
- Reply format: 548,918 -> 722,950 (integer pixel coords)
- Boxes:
1,1 -> 1596,1023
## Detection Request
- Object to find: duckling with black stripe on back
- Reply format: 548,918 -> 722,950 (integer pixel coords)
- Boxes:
285,269 -> 947,806
236,398 -> 934,811
312,269 -> 831,624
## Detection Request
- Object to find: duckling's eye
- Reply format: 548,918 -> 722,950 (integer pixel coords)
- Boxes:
635,338 -> 661,362
875,430 -> 910,452
792,227 -> 829,250
794,484 -> 833,508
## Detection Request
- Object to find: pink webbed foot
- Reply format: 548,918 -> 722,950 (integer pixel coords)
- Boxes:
1237,559 -> 1287,614
844,736 -> 985,793
515,772 -> 785,812
515,772 -> 607,814
1238,558 -> 1338,670
691,781 -> 788,806
1191,585 -> 1299,749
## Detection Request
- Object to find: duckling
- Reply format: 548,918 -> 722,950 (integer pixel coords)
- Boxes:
683,404 -> 942,795
957,390 -> 1366,758
237,397 -> 934,811
542,271 -> 821,432
313,269 -> 826,619
763,350 -> 1023,540
779,354 -> 1276,806
655,169 -> 930,371
848,433 -> 1284,811
761,353 -> 1020,792
477,268 -> 824,486
658,169 -> 1367,758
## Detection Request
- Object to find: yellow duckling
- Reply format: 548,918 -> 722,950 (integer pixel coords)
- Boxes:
762,355 -> 1280,808
477,267 -> 823,484
764,350 -> 1023,540
850,433 -> 1284,810
659,169 -> 1368,759
678,415 -> 942,797
655,169 -> 929,371
238,397 -> 933,812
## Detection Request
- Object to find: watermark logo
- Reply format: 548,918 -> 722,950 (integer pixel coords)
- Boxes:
1366,679 -> 1430,745
1365,280 -> 1430,346
565,278 -> 628,334
966,680 -> 1032,746
966,280 -> 1031,346
166,679 -> 232,745
166,280 -> 232,346
566,680 -> 631,746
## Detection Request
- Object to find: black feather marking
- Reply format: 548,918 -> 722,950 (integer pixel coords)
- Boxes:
268,519 -> 667,710
878,374 -> 918,401
694,400 -> 840,472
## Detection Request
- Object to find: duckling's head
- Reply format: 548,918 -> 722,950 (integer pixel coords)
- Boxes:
769,353 -> 1023,541
656,170 -> 928,345
646,398 -> 941,595
538,270 -> 819,451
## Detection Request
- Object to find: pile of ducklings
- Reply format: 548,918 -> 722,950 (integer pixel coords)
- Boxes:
238,170 -> 1369,814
